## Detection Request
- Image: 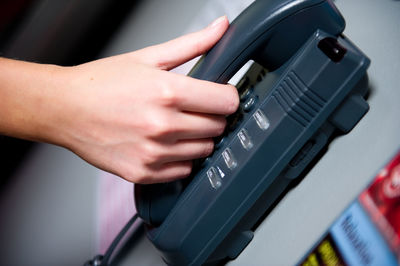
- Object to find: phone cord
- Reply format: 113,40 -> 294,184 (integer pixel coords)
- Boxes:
84,213 -> 139,266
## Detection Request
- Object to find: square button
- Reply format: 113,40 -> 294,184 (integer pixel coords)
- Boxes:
237,129 -> 254,150
207,167 -> 222,189
253,109 -> 270,130
222,148 -> 237,169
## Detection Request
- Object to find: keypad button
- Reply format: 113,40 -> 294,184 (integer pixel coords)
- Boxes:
207,167 -> 222,189
222,148 -> 237,169
253,109 -> 270,130
243,95 -> 258,112
237,129 -> 254,150
240,86 -> 254,102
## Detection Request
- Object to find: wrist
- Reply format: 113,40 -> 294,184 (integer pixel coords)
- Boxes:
35,64 -> 75,148
0,58 -> 71,147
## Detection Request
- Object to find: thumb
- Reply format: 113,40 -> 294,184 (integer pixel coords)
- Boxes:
132,15 -> 229,70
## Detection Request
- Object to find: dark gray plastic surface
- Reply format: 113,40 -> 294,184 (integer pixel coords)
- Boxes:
142,32 -> 369,265
134,0 -> 370,265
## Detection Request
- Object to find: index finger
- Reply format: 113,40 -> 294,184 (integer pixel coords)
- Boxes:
170,73 -> 239,115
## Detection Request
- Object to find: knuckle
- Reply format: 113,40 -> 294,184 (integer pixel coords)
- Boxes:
119,165 -> 149,184
147,114 -> 175,138
133,170 -> 153,184
115,157 -> 157,184
126,173 -> 142,183
141,142 -> 163,165
159,82 -> 179,107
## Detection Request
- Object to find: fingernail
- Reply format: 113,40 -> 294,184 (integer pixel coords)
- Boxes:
209,15 -> 227,28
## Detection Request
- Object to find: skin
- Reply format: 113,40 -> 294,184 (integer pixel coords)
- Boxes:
0,16 -> 239,184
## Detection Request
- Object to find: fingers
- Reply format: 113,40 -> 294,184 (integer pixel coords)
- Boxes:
155,70 -> 239,115
132,15 -> 229,70
175,76 -> 239,115
157,138 -> 214,163
173,112 -> 226,139
144,161 -> 194,184
75,16 -> 235,185
145,110 -> 226,141
139,139 -> 214,183
124,138 -> 215,184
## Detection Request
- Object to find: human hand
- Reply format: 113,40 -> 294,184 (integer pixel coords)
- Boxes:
49,16 -> 239,184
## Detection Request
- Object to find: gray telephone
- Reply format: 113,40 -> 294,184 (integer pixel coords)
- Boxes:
134,0 -> 370,265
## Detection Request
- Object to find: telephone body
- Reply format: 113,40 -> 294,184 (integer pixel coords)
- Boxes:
134,0 -> 370,265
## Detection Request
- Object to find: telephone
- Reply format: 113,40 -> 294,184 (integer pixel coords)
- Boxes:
134,0 -> 370,265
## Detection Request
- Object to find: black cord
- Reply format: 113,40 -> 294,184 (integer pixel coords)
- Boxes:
84,213 -> 139,266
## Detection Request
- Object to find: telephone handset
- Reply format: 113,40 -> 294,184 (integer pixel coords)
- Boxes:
188,0 -> 345,82
134,0 -> 370,265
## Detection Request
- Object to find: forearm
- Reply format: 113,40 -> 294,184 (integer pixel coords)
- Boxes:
0,16 -> 238,183
0,58 -> 67,145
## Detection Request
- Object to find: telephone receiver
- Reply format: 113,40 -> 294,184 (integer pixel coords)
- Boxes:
189,0 -> 345,82
134,0 -> 370,265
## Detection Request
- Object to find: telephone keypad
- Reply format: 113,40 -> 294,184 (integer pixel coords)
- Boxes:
202,64 -> 268,186
135,24 -> 371,265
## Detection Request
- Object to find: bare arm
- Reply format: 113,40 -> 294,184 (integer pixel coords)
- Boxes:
0,16 -> 239,184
